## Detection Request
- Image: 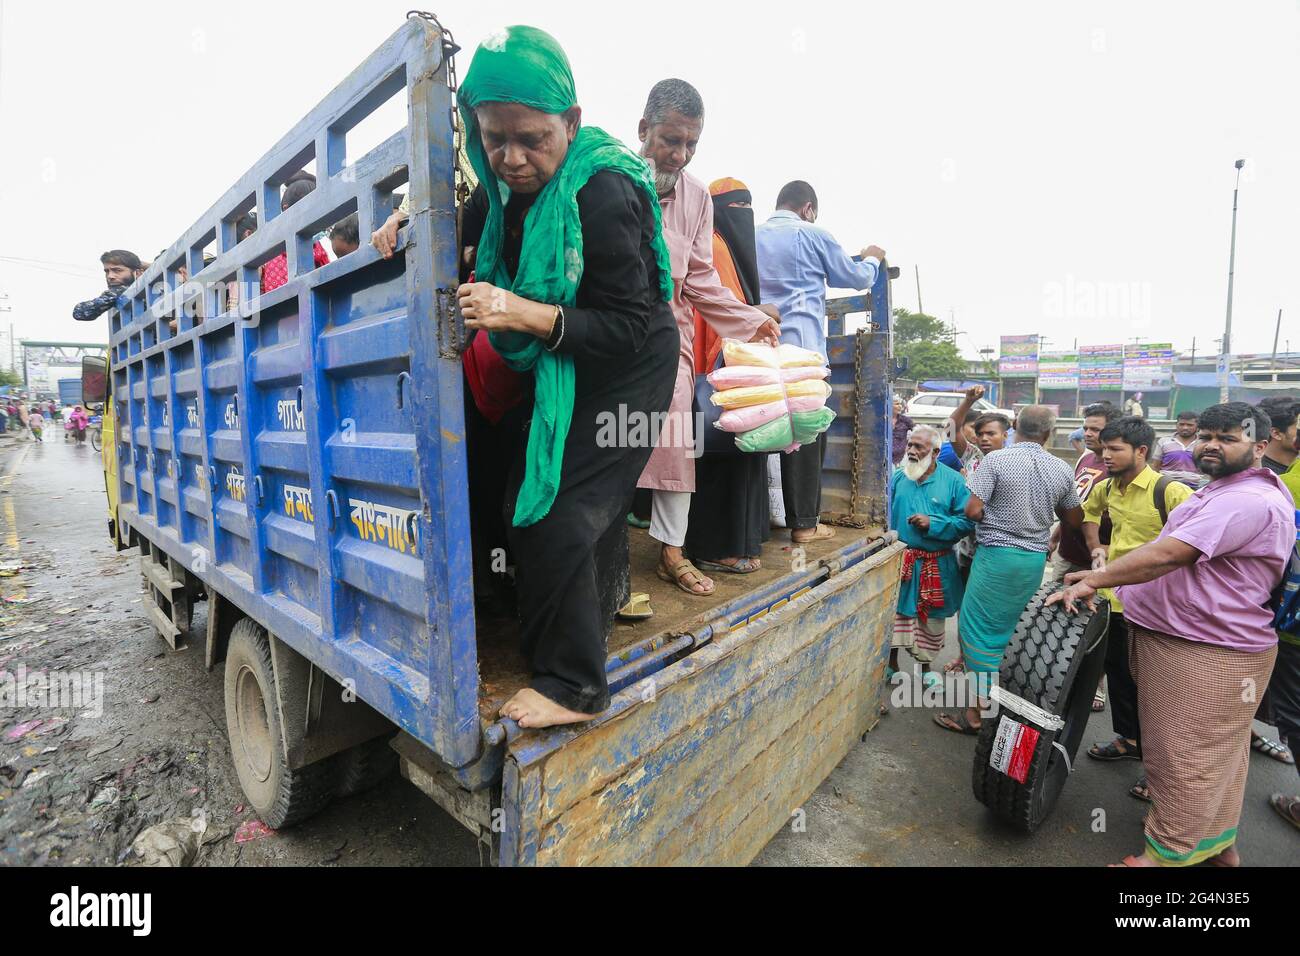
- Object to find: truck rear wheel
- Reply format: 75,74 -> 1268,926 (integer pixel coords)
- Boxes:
224,619 -> 338,829
972,583 -> 1109,833
335,733 -> 399,799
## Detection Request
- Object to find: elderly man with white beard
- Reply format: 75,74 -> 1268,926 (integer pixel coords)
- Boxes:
888,424 -> 975,685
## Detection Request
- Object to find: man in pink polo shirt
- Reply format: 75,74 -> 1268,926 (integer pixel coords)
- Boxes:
1051,402 -> 1294,867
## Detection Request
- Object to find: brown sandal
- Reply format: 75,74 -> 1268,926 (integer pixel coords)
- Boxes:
656,560 -> 716,597
616,592 -> 654,620
934,712 -> 981,735
1270,793 -> 1300,832
792,523 -> 836,544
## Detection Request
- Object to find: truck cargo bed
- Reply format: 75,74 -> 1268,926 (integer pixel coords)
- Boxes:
476,526 -> 870,721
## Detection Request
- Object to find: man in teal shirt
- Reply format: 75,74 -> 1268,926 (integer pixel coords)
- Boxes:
889,423 -> 974,684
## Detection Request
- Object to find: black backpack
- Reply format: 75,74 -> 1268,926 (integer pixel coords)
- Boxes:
1097,473 -> 1174,526
1152,474 -> 1174,525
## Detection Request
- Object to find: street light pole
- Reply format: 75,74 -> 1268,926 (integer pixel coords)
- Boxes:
1035,336 -> 1050,405
1220,159 -> 1245,403
1271,308 -> 1283,370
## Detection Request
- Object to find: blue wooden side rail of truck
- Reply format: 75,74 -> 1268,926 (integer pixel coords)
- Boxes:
102,15 -> 904,865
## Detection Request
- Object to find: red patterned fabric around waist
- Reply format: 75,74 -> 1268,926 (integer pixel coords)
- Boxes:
901,547 -> 948,625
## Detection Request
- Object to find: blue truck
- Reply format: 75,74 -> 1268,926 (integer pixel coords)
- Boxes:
58,377 -> 83,407
101,15 -> 904,865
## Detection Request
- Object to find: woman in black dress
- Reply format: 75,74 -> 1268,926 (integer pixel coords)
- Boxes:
685,178 -> 772,572
454,26 -> 677,729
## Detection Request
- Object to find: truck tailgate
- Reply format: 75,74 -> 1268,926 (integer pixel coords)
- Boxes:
499,537 -> 903,866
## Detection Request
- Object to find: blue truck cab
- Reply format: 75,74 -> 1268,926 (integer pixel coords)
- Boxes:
103,16 -> 904,865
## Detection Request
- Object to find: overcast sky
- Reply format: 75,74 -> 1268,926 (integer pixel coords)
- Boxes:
1,0 -> 1296,362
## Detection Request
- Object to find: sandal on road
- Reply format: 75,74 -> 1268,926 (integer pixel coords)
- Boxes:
1269,794 -> 1300,832
656,560 -> 715,597
1089,738 -> 1142,762
694,556 -> 760,575
1251,733 -> 1295,764
934,712 -> 981,736
1092,689 -> 1106,712
1129,776 -> 1152,803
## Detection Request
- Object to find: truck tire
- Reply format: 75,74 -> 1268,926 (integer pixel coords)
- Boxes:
224,619 -> 338,829
335,733 -> 399,799
972,583 -> 1109,833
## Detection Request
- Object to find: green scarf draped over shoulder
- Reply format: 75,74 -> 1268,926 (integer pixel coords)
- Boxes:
458,25 -> 673,527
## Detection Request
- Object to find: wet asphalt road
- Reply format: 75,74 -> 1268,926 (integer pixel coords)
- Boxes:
1,433 -> 1295,866
0,434 -> 477,866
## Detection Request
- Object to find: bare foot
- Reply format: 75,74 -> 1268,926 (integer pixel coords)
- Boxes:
1109,854 -> 1159,867
1206,846 -> 1240,867
498,688 -> 599,729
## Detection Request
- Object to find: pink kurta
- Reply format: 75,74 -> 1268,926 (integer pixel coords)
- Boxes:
637,171 -> 767,492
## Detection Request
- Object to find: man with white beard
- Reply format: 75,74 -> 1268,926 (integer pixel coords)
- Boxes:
888,424 -> 975,684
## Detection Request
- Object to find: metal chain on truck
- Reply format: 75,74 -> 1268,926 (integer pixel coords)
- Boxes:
827,328 -> 872,530
409,11 -> 470,358
435,289 -> 463,358
407,11 -> 473,206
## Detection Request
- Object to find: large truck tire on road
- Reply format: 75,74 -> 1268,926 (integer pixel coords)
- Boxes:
972,584 -> 1109,833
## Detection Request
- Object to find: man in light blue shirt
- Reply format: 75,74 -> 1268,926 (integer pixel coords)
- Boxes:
756,181 -> 884,358
756,180 -> 885,543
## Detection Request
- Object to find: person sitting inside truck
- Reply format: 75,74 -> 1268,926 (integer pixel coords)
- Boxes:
329,212 -> 361,259
261,179 -> 331,292
72,249 -> 144,321
450,25 -> 678,729
219,213 -> 259,313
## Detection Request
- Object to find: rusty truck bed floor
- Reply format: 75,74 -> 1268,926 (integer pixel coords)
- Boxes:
476,524 -> 869,720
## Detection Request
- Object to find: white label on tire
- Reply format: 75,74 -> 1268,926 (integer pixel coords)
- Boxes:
990,715 -> 1040,784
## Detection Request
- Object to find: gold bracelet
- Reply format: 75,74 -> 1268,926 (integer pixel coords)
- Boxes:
546,305 -> 566,351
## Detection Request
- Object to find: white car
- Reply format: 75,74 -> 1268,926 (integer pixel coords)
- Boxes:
905,392 -> 1014,422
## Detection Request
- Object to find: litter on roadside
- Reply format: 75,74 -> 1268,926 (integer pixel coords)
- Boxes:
131,816 -> 208,867
4,719 -> 46,742
21,768 -> 53,788
234,819 -> 275,844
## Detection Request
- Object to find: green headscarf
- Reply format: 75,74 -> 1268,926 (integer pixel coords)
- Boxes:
459,25 -> 673,527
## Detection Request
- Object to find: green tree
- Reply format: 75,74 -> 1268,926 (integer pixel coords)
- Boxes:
892,308 -> 967,381
0,369 -> 22,388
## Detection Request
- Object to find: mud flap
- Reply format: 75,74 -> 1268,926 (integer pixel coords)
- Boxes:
266,633 -> 396,770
